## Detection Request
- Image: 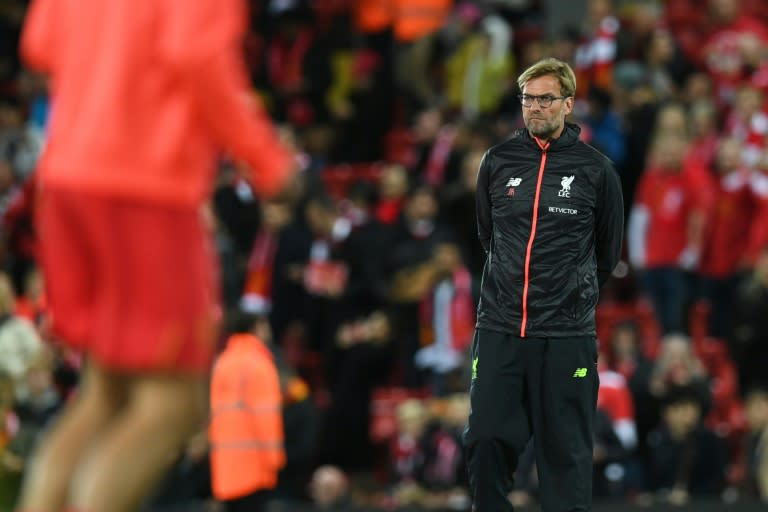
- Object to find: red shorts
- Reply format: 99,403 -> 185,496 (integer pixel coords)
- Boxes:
36,186 -> 220,375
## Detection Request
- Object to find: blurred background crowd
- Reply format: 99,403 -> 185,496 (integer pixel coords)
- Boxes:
0,0 -> 768,510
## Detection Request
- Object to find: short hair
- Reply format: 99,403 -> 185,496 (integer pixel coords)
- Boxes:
517,58 -> 577,98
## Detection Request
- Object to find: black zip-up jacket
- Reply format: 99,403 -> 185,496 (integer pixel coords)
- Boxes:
475,123 -> 624,337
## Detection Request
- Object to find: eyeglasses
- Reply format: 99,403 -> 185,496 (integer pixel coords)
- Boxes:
518,94 -> 569,108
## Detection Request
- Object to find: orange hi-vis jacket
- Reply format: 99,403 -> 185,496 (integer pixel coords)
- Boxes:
20,0 -> 293,206
355,0 -> 394,33
393,0 -> 452,42
209,334 -> 285,500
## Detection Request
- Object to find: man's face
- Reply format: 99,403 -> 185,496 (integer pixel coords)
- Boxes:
521,75 -> 573,140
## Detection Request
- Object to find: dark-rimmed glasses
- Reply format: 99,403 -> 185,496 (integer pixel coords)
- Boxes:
518,94 -> 569,108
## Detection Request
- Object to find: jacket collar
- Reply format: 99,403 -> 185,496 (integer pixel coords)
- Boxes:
513,122 -> 581,152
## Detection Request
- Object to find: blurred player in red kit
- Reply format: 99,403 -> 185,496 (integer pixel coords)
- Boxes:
17,0 -> 296,511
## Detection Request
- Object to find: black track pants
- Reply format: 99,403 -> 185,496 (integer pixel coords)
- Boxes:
462,329 -> 599,511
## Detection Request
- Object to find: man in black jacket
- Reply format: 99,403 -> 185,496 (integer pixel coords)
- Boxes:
462,58 -> 624,511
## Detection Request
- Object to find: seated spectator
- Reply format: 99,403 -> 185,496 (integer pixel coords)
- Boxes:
743,386 -> 768,502
646,385 -> 727,504
5,347 -> 62,497
595,358 -> 639,497
648,334 -> 712,417
593,408 -> 632,498
390,398 -> 428,489
730,244 -> 768,395
0,273 -> 42,394
14,267 -> 45,329
608,321 -> 657,468
386,395 -> 470,510
420,394 -> 469,494
0,372 -> 19,509
307,465 -> 359,512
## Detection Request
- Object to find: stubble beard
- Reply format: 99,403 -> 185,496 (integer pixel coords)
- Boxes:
525,115 -> 565,140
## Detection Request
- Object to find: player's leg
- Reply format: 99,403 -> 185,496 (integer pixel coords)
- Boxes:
462,329 -> 532,511
67,372 -> 206,512
529,336 -> 599,512
16,361 -> 128,512
63,199 -> 214,511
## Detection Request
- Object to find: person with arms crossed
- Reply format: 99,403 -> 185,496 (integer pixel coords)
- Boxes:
16,0 -> 296,511
462,57 -> 624,511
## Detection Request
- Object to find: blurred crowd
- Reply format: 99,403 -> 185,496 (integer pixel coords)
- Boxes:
0,0 -> 768,510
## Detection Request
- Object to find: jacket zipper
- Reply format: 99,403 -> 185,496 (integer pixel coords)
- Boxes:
521,138 -> 550,337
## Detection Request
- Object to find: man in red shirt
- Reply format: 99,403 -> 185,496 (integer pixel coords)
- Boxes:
699,137 -> 768,336
628,134 -> 707,334
17,0 -> 295,511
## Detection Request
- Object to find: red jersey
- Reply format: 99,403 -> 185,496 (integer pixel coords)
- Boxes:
699,169 -> 764,277
21,0 -> 293,206
629,167 -> 703,268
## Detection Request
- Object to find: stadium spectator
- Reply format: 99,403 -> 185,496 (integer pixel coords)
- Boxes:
743,386 -> 768,502
628,134 -> 706,333
609,323 -> 657,458
0,273 -> 41,396
414,241 -> 474,396
320,310 -> 394,471
209,313 -> 285,512
698,137 -> 765,338
646,385 -> 727,503
730,245 -> 768,395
